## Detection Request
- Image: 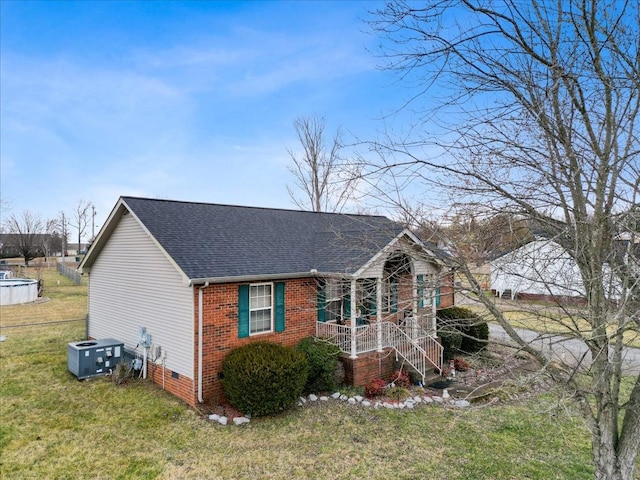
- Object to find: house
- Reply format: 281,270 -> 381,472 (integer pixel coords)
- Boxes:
79,197 -> 454,407
491,239 -> 583,301
490,237 -> 630,303
0,233 -> 60,259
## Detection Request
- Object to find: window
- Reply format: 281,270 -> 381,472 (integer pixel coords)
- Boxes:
381,277 -> 398,313
318,279 -> 351,323
418,274 -> 432,309
318,279 -> 378,322
325,280 -> 343,322
238,282 -> 285,338
359,279 -> 377,316
250,283 -> 273,334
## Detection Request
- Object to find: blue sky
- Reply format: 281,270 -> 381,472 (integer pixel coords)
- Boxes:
1,0 -> 420,237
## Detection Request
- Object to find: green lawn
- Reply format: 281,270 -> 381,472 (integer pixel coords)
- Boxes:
0,270 -> 632,479
0,265 -> 87,327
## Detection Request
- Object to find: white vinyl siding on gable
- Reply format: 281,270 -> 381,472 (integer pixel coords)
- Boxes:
87,213 -> 194,378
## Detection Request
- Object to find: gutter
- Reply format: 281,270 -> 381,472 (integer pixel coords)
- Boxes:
197,281 -> 209,403
187,271 -> 353,287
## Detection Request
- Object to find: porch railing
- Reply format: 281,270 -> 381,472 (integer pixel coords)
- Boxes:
316,319 -> 443,379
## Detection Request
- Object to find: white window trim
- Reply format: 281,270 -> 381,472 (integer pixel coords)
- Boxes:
249,282 -> 274,335
325,279 -> 343,323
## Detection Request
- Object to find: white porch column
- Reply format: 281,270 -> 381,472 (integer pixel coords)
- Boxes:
412,275 -> 419,339
376,277 -> 383,352
350,278 -> 357,359
431,284 -> 437,335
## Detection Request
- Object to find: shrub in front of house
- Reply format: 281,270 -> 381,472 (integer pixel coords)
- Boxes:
296,337 -> 341,393
437,328 -> 462,360
460,320 -> 489,353
222,341 -> 308,417
437,306 -> 489,356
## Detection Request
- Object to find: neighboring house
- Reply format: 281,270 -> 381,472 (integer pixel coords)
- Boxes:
491,239 -> 584,301
0,233 -> 57,258
79,197 -> 454,407
490,237 -> 631,303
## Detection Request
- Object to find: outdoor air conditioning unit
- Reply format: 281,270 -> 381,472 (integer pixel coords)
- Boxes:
67,338 -> 124,380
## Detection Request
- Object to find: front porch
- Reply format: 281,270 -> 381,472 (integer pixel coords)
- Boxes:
316,318 -> 443,383
315,247 -> 448,384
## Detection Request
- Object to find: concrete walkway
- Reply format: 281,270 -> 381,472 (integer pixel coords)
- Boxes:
489,324 -> 640,375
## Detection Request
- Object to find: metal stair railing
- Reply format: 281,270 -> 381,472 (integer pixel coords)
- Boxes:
383,322 -> 443,381
316,321 -> 443,380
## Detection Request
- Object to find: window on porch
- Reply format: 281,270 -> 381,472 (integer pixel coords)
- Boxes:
318,278 -> 378,324
318,279 -> 350,323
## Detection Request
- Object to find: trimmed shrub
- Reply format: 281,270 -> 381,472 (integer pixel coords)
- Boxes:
296,337 -> 341,393
365,378 -> 387,398
437,306 -> 488,356
437,329 -> 462,360
461,320 -> 489,353
222,341 -> 308,417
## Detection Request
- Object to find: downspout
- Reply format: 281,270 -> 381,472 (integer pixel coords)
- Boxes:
198,282 -> 209,403
85,273 -> 90,340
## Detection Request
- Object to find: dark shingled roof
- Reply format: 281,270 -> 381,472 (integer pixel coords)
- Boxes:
121,197 -> 407,280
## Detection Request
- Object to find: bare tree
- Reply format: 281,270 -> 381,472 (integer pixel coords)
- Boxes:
287,115 -> 361,212
68,200 -> 93,253
4,210 -> 44,266
368,1 -> 639,479
40,218 -> 60,261
440,212 -> 533,266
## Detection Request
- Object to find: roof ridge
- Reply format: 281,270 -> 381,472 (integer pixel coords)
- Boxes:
121,196 -> 389,219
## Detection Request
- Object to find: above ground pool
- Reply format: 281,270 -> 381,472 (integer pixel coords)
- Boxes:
0,278 -> 39,306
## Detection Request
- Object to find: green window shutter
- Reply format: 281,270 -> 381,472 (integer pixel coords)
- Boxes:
435,286 -> 441,308
274,282 -> 285,332
317,281 -> 326,323
391,279 -> 398,313
344,289 -> 351,319
238,284 -> 250,338
417,274 -> 424,308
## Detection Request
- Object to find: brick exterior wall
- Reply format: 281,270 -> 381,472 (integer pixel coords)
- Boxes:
147,361 -> 197,406
143,270 -> 455,408
438,271 -> 455,309
494,291 -> 588,306
195,277 -> 318,407
340,349 -> 396,387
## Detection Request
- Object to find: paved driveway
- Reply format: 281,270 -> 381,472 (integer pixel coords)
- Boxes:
489,324 -> 640,375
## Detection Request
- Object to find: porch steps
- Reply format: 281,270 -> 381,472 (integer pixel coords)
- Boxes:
388,325 -> 443,384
